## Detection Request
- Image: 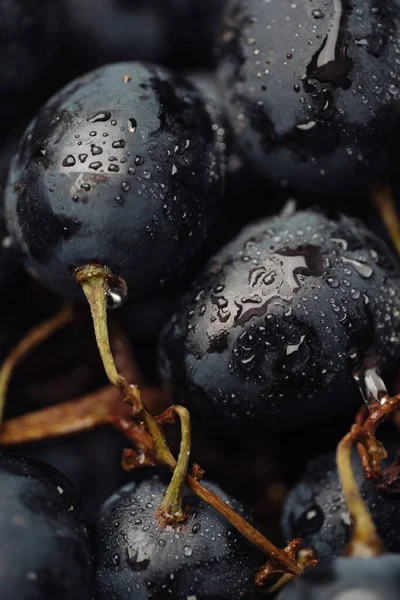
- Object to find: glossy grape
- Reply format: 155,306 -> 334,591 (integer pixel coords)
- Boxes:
5,62 -> 226,300
159,211 -> 400,434
216,0 -> 400,194
96,474 -> 261,600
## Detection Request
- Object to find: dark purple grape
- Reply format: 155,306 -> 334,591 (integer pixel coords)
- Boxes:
282,443 -> 400,560
216,0 -> 400,194
5,62 -> 226,300
96,474 -> 261,600
158,210 -> 400,435
0,451 -> 94,598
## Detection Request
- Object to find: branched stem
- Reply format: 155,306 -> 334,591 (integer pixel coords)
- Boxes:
156,405 -> 191,525
0,303 -> 74,426
75,263 -> 305,580
353,396 -> 400,480
336,429 -> 384,557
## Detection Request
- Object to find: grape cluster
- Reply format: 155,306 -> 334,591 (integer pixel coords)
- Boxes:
0,1 -> 400,599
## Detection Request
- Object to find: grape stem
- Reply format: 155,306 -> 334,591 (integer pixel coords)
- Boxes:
0,303 -> 74,427
0,384 -> 166,446
0,385 -> 120,444
156,405 -> 191,526
75,264 -> 304,579
336,428 -> 384,557
354,396 -> 400,482
370,183 -> 400,257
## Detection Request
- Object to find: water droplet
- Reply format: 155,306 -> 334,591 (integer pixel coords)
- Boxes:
109,164 -> 120,172
91,144 -> 102,156
87,112 -> 111,123
112,140 -> 125,149
312,9 -> 325,18
107,276 -> 128,309
62,155 -> 76,167
115,196 -> 124,205
353,365 -> 388,406
121,181 -> 131,192
129,118 -> 137,133
342,258 -> 373,279
80,183 -> 91,191
327,276 -> 340,289
78,153 -> 88,163
286,335 -> 306,355
112,554 -> 120,566
183,546 -> 193,557
135,156 -> 144,166
89,161 -> 102,170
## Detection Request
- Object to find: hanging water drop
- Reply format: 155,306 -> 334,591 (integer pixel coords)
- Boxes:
107,277 -> 128,309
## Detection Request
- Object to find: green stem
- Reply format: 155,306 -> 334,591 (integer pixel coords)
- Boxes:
75,265 -> 173,466
336,431 -> 384,557
75,263 -> 302,577
157,405 -> 191,525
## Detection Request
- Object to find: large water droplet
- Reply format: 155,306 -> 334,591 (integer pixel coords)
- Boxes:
353,365 -> 388,406
129,118 -> 137,133
342,258 -> 373,279
91,144 -> 102,156
87,111 -> 111,123
107,277 -> 128,309
62,155 -> 76,167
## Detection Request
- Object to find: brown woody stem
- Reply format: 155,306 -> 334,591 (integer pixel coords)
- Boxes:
156,405 -> 191,525
0,385 -> 122,445
186,475 -> 302,576
0,303 -> 74,427
336,429 -> 384,557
